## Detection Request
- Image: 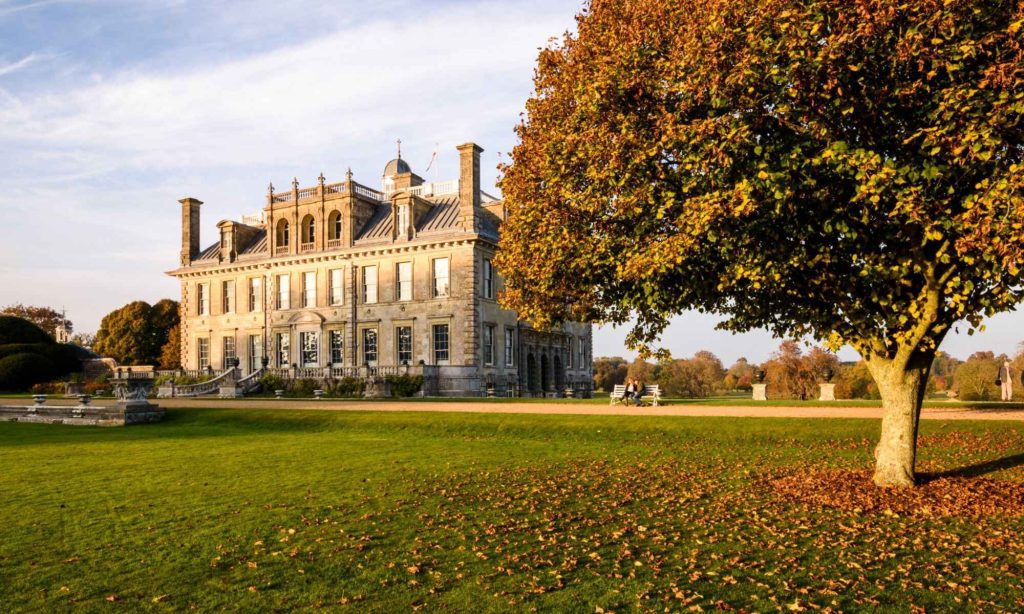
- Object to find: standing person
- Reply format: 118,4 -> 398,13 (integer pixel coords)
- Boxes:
624,378 -> 636,406
999,360 -> 1013,401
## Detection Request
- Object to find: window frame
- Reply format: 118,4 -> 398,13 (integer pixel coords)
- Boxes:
432,323 -> 450,364
432,257 -> 450,298
329,269 -> 344,305
396,325 -> 413,364
277,274 -> 290,310
363,265 -> 378,304
302,271 -> 316,308
222,279 -> 235,314
482,258 -> 493,299
396,261 -> 413,302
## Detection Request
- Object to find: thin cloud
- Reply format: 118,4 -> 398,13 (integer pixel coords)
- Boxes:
0,53 -> 36,77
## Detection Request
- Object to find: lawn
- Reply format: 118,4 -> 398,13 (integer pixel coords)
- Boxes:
1,409 -> 1022,612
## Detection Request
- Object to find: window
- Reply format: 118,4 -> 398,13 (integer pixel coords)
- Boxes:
277,274 -> 290,309
222,335 -> 236,368
433,258 -> 449,298
300,331 -> 319,367
276,219 -> 290,247
197,338 -> 209,369
483,259 -> 493,299
328,210 -> 342,242
578,337 -> 585,369
302,215 -> 315,244
396,204 -> 409,237
248,334 -> 262,372
505,328 -> 515,366
432,324 -> 449,363
363,265 -> 378,304
276,332 -> 290,367
330,330 -> 343,365
249,278 -> 262,312
483,325 -> 495,366
362,329 -> 378,365
396,262 -> 412,301
303,271 -> 316,307
330,269 -> 343,305
197,283 -> 209,315
222,280 -> 235,314
396,326 -> 412,363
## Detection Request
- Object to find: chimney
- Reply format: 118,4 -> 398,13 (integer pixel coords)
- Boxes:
456,142 -> 482,232
179,197 -> 203,266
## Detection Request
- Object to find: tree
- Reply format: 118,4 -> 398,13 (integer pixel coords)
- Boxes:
159,325 -> 182,370
497,0 -> 1024,487
657,350 -> 725,398
593,356 -> 629,391
70,332 -> 96,348
93,300 -> 180,366
626,357 -> 657,384
726,358 -> 755,391
0,304 -> 71,337
953,352 -> 1002,401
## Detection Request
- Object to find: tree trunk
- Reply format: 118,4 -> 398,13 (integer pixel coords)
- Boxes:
869,355 -> 932,487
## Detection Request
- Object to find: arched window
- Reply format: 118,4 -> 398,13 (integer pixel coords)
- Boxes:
327,210 -> 342,245
301,214 -> 315,245
276,219 -> 290,247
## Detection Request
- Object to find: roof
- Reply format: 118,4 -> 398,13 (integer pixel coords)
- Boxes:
417,196 -> 461,233
382,157 -> 411,176
354,205 -> 394,242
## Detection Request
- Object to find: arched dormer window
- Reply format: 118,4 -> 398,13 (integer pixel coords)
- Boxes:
300,214 -> 315,252
327,210 -> 342,248
275,219 -> 290,255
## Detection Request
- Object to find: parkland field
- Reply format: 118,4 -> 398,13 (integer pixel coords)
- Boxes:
1,407 -> 1022,612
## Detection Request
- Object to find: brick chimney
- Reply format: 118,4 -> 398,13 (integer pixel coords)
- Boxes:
456,142 -> 482,232
179,197 -> 203,266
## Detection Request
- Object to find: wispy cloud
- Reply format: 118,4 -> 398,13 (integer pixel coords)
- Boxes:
0,53 -> 35,76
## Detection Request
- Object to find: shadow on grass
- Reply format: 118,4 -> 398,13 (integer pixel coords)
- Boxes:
922,452 -> 1024,481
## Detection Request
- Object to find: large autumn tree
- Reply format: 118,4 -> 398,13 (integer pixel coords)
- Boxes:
497,0 -> 1024,487
93,299 -> 180,366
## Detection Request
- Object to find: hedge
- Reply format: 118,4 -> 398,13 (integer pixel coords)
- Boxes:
0,316 -> 52,345
0,353 -> 57,392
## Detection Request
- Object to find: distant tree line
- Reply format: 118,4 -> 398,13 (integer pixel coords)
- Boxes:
593,341 -> 1024,401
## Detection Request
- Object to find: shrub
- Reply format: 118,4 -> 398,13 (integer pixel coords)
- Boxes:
258,372 -> 289,394
0,316 -> 52,345
0,343 -> 80,377
291,378 -> 320,397
0,353 -> 56,392
387,374 -> 424,398
30,381 -> 64,394
328,377 -> 364,398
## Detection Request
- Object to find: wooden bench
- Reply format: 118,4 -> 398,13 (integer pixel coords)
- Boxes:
641,384 -> 661,407
611,384 -> 662,406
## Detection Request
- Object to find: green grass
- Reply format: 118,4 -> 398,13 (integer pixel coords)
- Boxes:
1,408 -> 1023,612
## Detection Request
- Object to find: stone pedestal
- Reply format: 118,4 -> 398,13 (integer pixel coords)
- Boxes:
363,377 -> 391,398
818,383 -> 836,401
752,383 -> 767,401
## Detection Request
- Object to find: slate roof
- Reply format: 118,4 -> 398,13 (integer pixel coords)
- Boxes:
191,195 -> 498,262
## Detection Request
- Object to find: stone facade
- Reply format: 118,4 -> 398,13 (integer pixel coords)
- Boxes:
166,142 -> 593,397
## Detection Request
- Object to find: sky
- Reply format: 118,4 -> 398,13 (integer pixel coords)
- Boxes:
0,0 -> 1021,365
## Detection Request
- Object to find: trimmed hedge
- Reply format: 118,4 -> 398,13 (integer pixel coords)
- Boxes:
0,343 -> 80,375
0,353 -> 56,392
387,374 -> 424,397
0,316 -> 52,345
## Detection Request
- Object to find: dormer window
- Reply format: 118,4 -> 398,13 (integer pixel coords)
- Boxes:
396,204 -> 409,239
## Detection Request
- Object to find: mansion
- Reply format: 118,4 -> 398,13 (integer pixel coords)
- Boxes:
167,142 -> 593,397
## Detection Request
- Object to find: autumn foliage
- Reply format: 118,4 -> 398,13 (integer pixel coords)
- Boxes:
499,0 -> 1024,486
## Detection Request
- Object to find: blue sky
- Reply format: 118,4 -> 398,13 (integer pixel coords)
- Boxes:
1,0 -> 1020,365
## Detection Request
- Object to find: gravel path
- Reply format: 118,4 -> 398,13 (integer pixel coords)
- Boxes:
29,397 -> 1024,421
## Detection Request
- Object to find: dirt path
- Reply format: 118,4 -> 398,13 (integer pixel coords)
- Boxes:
27,397 -> 1024,421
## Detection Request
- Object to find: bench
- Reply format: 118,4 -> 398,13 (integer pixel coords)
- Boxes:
610,384 -> 627,405
610,384 -> 662,407
642,385 -> 661,407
